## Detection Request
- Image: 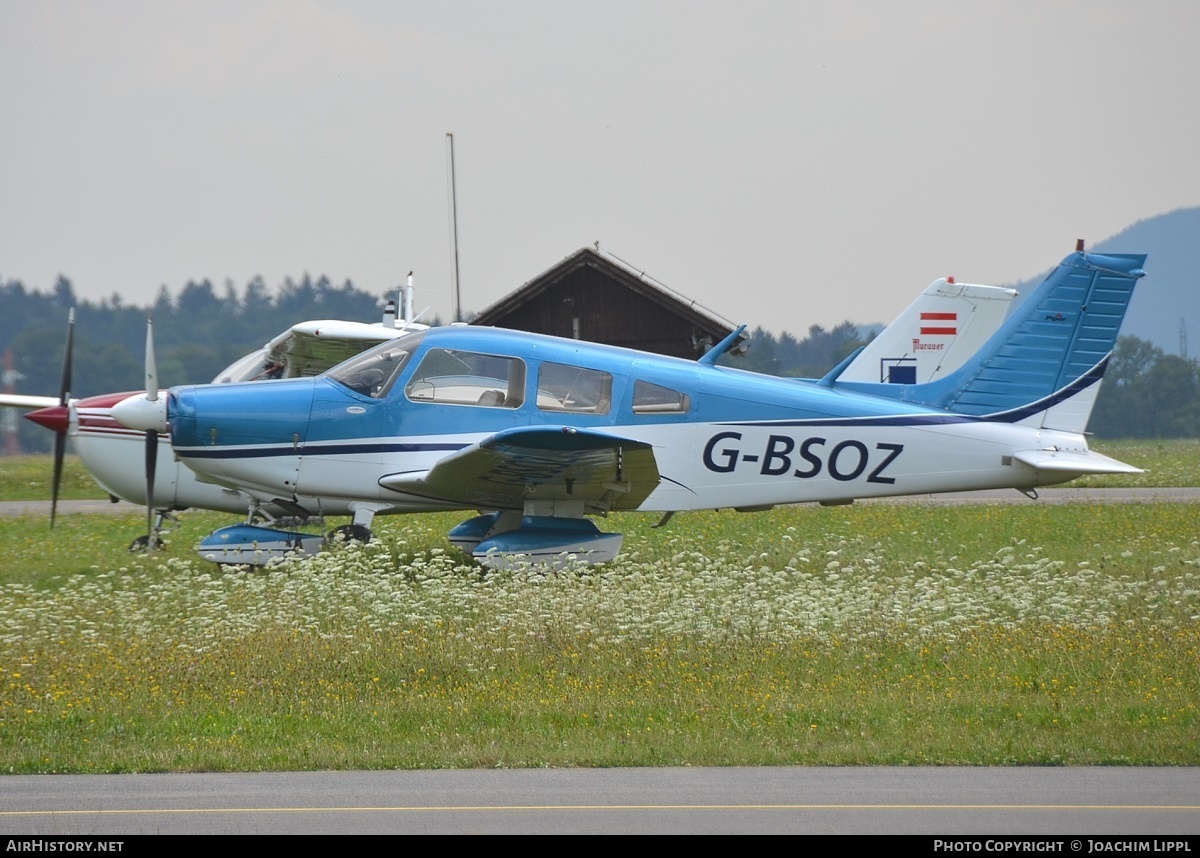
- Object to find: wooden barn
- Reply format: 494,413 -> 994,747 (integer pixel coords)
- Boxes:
471,247 -> 737,360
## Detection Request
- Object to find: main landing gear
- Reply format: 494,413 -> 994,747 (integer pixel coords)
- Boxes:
323,503 -> 383,546
326,523 -> 373,545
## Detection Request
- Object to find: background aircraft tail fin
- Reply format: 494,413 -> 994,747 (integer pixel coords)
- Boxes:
837,277 -> 1017,385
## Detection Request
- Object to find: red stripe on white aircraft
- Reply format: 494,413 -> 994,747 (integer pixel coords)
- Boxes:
919,312 -> 957,335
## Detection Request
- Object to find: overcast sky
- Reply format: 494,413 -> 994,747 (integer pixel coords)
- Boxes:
2,0 -> 1197,332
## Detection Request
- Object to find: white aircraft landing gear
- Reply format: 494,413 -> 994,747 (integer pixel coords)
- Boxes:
128,510 -> 179,551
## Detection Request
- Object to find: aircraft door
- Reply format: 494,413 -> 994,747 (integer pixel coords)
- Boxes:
298,382 -> 401,502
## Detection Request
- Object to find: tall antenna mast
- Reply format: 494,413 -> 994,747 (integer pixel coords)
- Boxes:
446,132 -> 462,321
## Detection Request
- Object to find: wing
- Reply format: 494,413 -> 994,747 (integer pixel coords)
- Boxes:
379,426 -> 660,513
0,394 -> 60,410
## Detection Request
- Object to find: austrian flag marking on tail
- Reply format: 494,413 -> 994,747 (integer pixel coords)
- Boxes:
919,311 -> 957,336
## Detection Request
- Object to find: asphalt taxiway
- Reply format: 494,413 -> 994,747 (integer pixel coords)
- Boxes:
2,767 -> 1199,835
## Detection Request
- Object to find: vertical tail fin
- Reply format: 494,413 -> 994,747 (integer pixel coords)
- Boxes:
835,248 -> 1147,432
942,250 -> 1146,422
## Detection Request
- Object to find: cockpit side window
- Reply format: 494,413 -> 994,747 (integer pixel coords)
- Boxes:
536,362 -> 612,414
405,348 -> 526,408
326,333 -> 424,399
633,379 -> 690,414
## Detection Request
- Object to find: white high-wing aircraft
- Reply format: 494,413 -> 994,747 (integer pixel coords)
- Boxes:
111,245 -> 1146,567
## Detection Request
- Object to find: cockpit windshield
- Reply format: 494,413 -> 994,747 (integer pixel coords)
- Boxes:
326,331 -> 425,398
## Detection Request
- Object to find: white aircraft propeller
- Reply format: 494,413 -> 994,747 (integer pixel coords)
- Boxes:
111,317 -> 167,550
142,317 -> 159,551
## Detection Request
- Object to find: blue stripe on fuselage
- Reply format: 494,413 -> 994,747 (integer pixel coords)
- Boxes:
177,441 -> 469,460
716,413 -> 977,429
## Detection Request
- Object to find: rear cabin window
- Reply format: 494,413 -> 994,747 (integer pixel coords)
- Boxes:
633,380 -> 690,414
405,348 -> 525,408
536,362 -> 612,414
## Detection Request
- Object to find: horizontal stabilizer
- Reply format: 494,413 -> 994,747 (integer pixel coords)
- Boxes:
197,524 -> 324,565
453,515 -> 624,569
1011,448 -> 1142,476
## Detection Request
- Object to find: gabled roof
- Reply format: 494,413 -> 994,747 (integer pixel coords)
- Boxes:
472,246 -> 735,338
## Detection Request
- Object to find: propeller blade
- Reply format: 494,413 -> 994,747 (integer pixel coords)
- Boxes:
50,309 -> 75,528
50,431 -> 66,528
145,316 -> 158,402
58,308 -> 74,406
140,315 -> 159,550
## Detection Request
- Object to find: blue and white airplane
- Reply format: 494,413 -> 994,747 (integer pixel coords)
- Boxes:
111,245 -> 1146,566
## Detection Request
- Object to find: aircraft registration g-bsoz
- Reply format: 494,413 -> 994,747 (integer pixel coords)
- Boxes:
111,244 -> 1146,567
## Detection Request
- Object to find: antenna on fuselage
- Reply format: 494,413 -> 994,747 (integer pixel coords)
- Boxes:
698,324 -> 748,366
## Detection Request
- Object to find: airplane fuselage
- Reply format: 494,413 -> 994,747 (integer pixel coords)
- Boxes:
163,326 -> 1086,518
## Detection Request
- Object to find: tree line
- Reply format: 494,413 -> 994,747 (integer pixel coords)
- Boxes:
1,273 -> 1194,452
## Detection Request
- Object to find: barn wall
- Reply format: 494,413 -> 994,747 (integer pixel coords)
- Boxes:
486,265 -> 705,359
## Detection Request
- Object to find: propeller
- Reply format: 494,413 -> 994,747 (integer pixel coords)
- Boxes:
49,309 -> 75,526
142,318 -> 159,550
111,317 -> 167,550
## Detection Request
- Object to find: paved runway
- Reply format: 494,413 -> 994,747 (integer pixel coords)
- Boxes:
2,766 -> 1199,835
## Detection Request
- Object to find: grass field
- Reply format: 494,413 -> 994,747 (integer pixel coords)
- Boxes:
0,444 -> 1197,772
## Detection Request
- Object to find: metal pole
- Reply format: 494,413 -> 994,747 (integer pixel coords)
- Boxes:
447,132 -> 462,321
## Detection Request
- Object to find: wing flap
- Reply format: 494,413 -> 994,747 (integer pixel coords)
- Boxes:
380,426 -> 660,512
